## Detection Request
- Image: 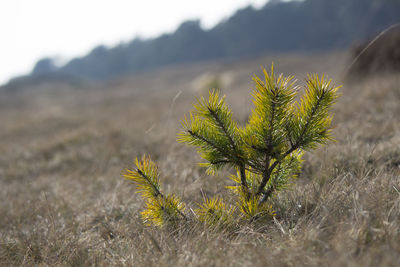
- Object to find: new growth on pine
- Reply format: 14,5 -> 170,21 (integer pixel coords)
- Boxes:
124,65 -> 341,227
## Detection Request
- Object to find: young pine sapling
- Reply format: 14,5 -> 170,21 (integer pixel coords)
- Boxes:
124,65 -> 340,226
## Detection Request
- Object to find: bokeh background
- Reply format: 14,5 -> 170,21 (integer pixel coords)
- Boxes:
0,0 -> 399,265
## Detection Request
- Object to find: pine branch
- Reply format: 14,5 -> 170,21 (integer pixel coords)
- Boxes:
182,91 -> 249,190
137,169 -> 163,198
174,202 -> 188,220
125,156 -> 187,225
260,90 -> 277,197
207,106 -> 248,189
207,106 -> 237,151
188,129 -> 248,190
187,130 -> 228,159
207,106 -> 249,191
297,88 -> 325,146
255,90 -> 325,195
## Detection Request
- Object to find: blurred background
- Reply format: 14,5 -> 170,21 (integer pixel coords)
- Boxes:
1,0 -> 400,87
1,1 -> 400,265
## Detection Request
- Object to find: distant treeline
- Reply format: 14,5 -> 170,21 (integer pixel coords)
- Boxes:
21,0 -> 400,82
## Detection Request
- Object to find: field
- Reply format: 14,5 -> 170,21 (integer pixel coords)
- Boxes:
0,51 -> 399,266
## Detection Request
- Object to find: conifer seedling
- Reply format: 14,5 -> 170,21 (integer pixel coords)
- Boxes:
124,65 -> 340,226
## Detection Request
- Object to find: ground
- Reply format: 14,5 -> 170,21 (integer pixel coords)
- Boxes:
0,51 -> 399,266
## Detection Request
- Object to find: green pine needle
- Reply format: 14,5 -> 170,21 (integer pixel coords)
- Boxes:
124,64 -> 340,227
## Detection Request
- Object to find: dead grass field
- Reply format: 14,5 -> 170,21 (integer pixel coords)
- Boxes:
0,52 -> 399,266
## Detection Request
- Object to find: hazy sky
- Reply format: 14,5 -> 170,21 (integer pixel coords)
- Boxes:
0,0 -> 269,84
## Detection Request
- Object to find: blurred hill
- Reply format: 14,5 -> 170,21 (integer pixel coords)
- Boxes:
3,0 -> 400,87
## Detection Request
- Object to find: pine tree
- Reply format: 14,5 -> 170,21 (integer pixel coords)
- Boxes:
124,65 -> 340,226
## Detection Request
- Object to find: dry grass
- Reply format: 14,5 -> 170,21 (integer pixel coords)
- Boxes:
0,52 -> 399,266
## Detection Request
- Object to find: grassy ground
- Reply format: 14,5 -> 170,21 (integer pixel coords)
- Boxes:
0,52 -> 399,266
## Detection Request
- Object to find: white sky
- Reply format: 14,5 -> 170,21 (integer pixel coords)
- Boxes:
0,0 -> 268,85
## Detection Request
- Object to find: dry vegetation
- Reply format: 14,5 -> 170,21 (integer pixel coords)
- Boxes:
0,52 -> 399,266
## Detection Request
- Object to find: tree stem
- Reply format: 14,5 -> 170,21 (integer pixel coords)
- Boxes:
256,145 -> 297,195
239,164 -> 249,199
